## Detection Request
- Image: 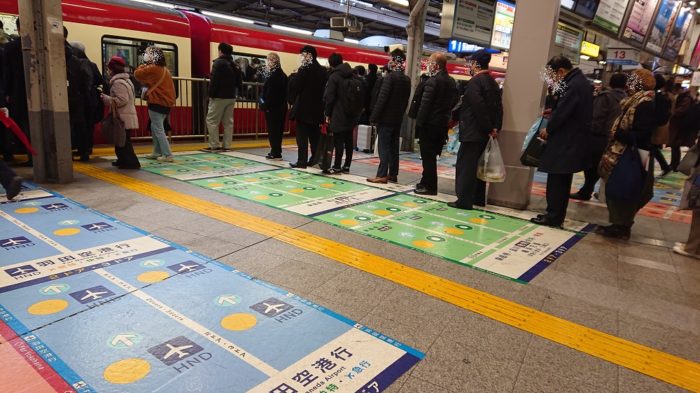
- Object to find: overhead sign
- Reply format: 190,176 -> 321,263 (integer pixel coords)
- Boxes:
580,41 -> 601,57
622,0 -> 660,44
593,0 -> 631,34
606,47 -> 640,65
574,0 -> 600,19
691,36 -> 700,69
491,0 -> 515,50
447,40 -> 484,53
440,0 -> 497,46
646,0 -> 681,54
554,22 -> 584,64
662,6 -> 693,60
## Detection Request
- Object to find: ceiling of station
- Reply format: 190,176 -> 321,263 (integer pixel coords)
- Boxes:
173,0 -> 447,42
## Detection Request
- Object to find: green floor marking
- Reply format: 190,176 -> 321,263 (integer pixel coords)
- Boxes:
139,153 -> 275,180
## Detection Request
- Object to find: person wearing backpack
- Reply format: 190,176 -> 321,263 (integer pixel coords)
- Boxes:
205,43 -> 243,152
323,53 -> 364,174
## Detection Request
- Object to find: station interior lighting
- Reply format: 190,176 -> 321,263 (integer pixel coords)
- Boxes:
344,38 -> 360,44
130,0 -> 175,8
389,0 -> 410,6
201,10 -> 255,24
271,24 -> 314,36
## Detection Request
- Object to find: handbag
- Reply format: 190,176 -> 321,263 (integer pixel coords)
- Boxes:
680,169 -> 700,210
100,102 -> 126,148
141,67 -> 167,101
598,140 -> 626,180
677,144 -> 699,176
520,136 -> 546,167
606,144 -> 645,201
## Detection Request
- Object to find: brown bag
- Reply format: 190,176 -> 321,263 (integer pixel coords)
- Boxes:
598,140 -> 626,181
100,102 -> 126,148
651,124 -> 670,145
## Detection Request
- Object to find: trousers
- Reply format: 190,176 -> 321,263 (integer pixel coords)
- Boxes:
455,139 -> 488,207
266,108 -> 286,157
206,98 -> 236,149
296,122 -> 320,165
545,173 -> 574,225
149,109 -> 172,157
419,131 -> 446,191
332,130 -> 353,169
376,124 -> 401,178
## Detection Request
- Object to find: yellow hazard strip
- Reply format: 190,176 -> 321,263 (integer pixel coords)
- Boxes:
73,162 -> 700,392
89,138 -> 296,157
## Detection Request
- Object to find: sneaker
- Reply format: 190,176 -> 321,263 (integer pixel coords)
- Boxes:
324,168 -> 342,175
414,186 -> 437,196
672,244 -> 700,259
157,156 -> 174,163
5,176 -> 22,200
144,154 -> 160,160
201,147 -> 221,152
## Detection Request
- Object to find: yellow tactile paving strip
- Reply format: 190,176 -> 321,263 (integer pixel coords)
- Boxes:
89,138 -> 296,157
74,162 -> 700,392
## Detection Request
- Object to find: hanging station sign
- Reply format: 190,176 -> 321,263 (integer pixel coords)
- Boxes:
554,22 -> 584,63
621,0 -> 660,45
645,0 -> 681,54
592,0 -> 631,34
490,0 -> 515,50
580,41 -> 601,57
606,47 -> 641,65
662,6 -> 693,60
691,36 -> 700,70
440,0 -> 497,46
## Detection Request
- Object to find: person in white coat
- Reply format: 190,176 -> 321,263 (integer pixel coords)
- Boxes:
101,56 -> 140,169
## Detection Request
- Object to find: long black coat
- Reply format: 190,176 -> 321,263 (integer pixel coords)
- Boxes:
370,69 -> 411,126
288,60 -> 327,125
2,38 -> 27,122
209,55 -> 243,99
261,67 -> 288,113
539,68 -> 594,174
459,71 -> 503,143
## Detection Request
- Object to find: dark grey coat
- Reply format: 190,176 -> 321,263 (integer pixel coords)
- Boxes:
370,69 -> 411,126
324,63 -> 360,133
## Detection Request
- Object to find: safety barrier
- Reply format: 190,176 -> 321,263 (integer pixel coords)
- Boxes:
131,78 -> 293,142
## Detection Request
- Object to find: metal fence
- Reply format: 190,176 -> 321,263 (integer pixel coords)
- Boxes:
131,78 -> 292,142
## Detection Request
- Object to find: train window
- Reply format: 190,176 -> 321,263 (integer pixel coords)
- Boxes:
0,14 -> 18,38
101,35 -> 178,81
233,52 -> 266,83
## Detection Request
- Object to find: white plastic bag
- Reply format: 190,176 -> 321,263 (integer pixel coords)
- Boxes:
477,136 -> 506,183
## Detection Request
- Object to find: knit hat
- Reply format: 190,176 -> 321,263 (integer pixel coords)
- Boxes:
107,56 -> 126,73
632,69 -> 655,91
300,45 -> 317,59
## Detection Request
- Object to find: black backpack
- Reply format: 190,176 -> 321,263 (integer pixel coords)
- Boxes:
341,75 -> 366,117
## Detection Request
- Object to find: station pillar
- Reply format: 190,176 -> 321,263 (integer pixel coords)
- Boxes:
19,0 -> 73,183
487,0 -> 560,209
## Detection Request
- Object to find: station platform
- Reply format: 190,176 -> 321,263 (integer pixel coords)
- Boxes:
0,143 -> 698,393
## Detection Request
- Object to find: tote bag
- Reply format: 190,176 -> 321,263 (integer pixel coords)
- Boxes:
100,103 -> 126,148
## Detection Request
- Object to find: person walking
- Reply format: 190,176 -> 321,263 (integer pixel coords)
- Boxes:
366,49 -> 411,184
669,86 -> 694,171
570,73 -> 627,201
101,56 -> 140,170
449,50 -> 503,209
261,52 -> 287,160
287,45 -> 328,169
596,69 -> 657,239
323,53 -> 363,174
205,43 -> 242,152
134,46 -> 176,162
531,56 -> 593,227
650,75 -> 673,175
412,52 -> 459,195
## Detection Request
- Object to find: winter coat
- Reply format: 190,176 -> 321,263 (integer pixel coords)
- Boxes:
209,55 -> 243,99
288,60 -> 328,125
73,46 -> 107,125
370,69 -> 411,126
415,70 -> 459,140
324,63 -> 359,133
103,73 -> 139,130
459,71 -> 503,143
134,64 -> 176,110
539,68 -> 594,174
65,44 -> 92,128
407,80 -> 426,119
651,91 -> 673,145
591,88 -> 626,137
669,92 -> 696,147
612,100 -> 656,150
261,67 -> 288,113
364,71 -> 378,117
2,38 -> 27,121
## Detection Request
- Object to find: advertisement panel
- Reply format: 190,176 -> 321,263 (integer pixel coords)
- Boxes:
440,0 -> 497,46
574,0 -> 600,19
622,0 -> 660,44
662,7 -> 693,60
645,0 -> 680,54
491,0 -> 515,50
593,0 -> 631,33
691,36 -> 700,69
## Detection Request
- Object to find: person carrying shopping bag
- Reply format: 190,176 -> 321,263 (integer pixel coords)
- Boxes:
134,46 -> 176,162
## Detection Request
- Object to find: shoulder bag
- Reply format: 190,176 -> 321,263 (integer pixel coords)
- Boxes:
100,101 -> 126,148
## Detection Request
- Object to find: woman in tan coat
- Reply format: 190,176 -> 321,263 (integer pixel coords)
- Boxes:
101,56 -> 140,169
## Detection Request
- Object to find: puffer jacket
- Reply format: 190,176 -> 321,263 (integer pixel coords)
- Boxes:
459,71 -> 503,143
416,70 -> 458,129
370,69 -> 411,126
134,64 -> 176,109
103,73 -> 139,130
209,55 -> 243,99
324,62 -> 359,133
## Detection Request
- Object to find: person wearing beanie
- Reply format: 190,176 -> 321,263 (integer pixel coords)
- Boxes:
596,68 -> 657,239
531,56 -> 593,228
204,42 -> 243,152
101,56 -> 140,169
449,49 -> 503,209
287,45 -> 328,168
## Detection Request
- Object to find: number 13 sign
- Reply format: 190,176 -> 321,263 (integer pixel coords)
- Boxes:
607,48 -> 640,65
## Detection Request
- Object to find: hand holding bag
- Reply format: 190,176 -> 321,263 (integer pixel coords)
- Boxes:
100,102 -> 126,148
478,136 -> 506,182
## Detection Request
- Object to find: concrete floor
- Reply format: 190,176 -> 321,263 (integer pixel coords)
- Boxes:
12,146 -> 700,393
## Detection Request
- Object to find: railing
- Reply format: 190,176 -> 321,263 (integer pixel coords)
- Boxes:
131,78 -> 293,142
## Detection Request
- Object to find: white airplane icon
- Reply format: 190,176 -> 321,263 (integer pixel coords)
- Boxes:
10,267 -> 33,275
262,302 -> 286,314
80,289 -> 108,301
87,223 -> 109,230
163,343 -> 193,360
176,264 -> 198,272
45,204 -> 64,209
2,238 -> 27,247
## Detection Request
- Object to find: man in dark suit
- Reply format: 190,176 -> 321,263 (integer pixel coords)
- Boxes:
532,56 -> 593,227
449,50 -> 503,209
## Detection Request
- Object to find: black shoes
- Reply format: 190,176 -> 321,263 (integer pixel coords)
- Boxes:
266,153 -> 282,160
6,176 -> 22,200
323,167 -> 342,175
111,161 -> 120,167
289,162 -> 307,169
342,166 -> 350,174
388,176 -> 398,183
570,192 -> 591,201
447,201 -> 472,210
530,216 -> 563,228
415,186 -> 437,195
595,224 -> 631,240
307,157 -> 317,167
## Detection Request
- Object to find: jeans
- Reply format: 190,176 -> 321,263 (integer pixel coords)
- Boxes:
376,124 -> 401,178
149,109 -> 172,157
332,130 -> 354,169
266,108 -> 286,157
295,122 -> 320,165
206,98 -> 236,149
545,173 -> 574,225
455,139 -> 488,207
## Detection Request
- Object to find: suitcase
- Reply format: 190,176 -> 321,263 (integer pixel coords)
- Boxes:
357,125 -> 375,153
316,127 -> 335,171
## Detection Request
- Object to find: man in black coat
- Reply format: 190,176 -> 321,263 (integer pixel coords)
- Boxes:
413,52 -> 459,195
3,20 -> 30,165
63,30 -> 93,161
364,64 -> 378,121
206,42 -> 243,151
261,52 -> 287,160
288,45 -> 328,168
71,41 -> 107,160
532,56 -> 593,227
367,49 -> 411,184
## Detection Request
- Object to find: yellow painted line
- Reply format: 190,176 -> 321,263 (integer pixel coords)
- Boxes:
73,162 -> 700,392
90,138 -> 296,157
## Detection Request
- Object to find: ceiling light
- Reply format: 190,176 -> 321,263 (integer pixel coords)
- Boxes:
580,54 -> 590,60
271,24 -> 313,35
130,0 -> 175,8
389,0 -> 410,6
202,11 -> 255,24
353,0 -> 373,6
690,0 -> 696,4
344,38 -> 360,44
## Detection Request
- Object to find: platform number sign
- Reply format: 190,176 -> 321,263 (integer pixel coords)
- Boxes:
607,48 -> 640,65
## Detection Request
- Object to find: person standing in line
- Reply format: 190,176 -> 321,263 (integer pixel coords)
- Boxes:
668,85 -> 695,171
3,20 -> 31,166
364,64 -> 379,122
205,43 -> 242,152
366,49 -> 411,184
570,73 -> 627,201
135,46 -> 176,162
0,107 -> 21,199
323,53 -> 362,174
71,41 -> 107,160
261,52 -> 287,160
650,74 -> 673,175
531,56 -> 593,227
449,50 -> 502,209
412,52 -> 459,195
63,29 -> 92,162
287,45 -> 328,169
596,69 -> 657,239
101,56 -> 140,170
